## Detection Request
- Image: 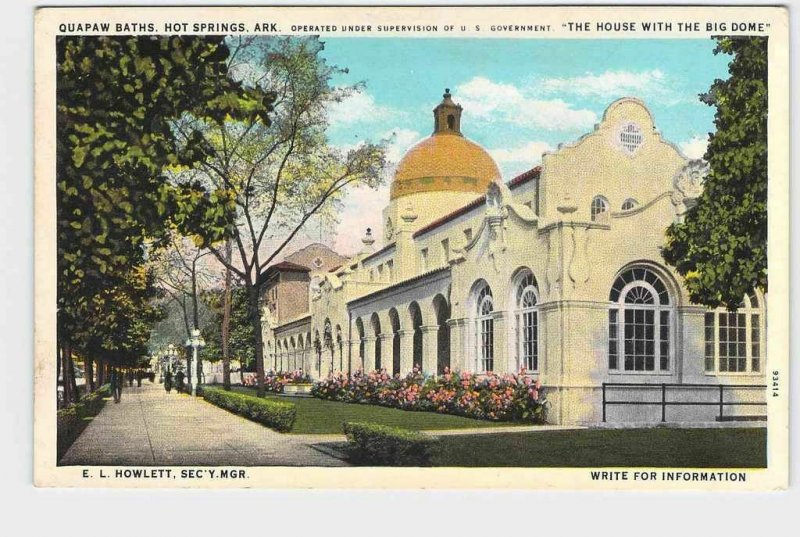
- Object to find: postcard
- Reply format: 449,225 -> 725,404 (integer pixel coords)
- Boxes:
34,5 -> 789,489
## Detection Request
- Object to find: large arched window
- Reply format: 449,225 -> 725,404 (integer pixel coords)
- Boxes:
705,292 -> 764,374
609,267 -> 672,372
591,196 -> 609,222
515,271 -> 540,372
474,283 -> 495,373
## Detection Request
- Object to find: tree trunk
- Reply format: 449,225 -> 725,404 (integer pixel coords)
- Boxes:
248,285 -> 265,397
191,258 -> 201,389
97,359 -> 105,387
61,343 -> 73,406
222,239 -> 232,390
85,357 -> 95,392
68,353 -> 79,400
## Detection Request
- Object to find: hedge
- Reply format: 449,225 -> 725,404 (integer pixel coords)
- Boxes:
343,421 -> 439,466
202,386 -> 296,433
57,384 -> 111,460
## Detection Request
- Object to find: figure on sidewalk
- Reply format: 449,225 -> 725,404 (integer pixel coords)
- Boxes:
136,370 -> 142,387
175,370 -> 185,393
164,369 -> 173,393
110,368 -> 123,403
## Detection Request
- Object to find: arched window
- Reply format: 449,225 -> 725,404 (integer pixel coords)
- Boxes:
591,196 -> 609,222
621,198 -> 639,211
515,272 -> 539,371
608,267 -> 672,372
474,283 -> 495,372
705,292 -> 764,374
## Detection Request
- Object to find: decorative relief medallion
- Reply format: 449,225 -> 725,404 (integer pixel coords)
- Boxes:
616,121 -> 644,155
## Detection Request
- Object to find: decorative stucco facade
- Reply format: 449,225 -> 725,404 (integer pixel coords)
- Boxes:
261,91 -> 767,425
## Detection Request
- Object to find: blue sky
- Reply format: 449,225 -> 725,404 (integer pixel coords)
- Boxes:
310,38 -> 731,253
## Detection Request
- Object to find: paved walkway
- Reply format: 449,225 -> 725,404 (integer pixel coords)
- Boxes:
59,382 -> 346,466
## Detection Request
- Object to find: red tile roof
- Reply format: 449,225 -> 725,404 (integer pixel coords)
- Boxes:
412,167 -> 541,239
266,261 -> 311,273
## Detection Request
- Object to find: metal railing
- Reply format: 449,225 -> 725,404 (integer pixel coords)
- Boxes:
601,382 -> 767,423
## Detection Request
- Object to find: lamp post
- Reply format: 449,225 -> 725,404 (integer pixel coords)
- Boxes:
185,328 -> 205,396
162,344 -> 177,382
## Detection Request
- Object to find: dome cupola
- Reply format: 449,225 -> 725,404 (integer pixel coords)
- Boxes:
390,89 -> 501,200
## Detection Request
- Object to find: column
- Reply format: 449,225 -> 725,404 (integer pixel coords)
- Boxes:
347,339 -> 360,374
378,333 -> 393,373
363,336 -> 376,372
420,325 -> 439,375
448,318 -> 468,372
398,329 -> 414,375
491,311 -> 509,374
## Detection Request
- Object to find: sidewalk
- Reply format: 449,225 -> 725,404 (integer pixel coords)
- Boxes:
59,381 -> 346,467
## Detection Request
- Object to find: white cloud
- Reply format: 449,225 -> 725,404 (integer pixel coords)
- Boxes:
327,91 -> 399,126
539,69 -> 688,105
455,77 -> 597,132
679,135 -> 708,160
489,141 -> 552,166
378,128 -> 421,163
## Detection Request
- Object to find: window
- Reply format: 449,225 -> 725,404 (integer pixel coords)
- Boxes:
608,267 -> 672,372
704,293 -> 763,374
621,198 -> 639,211
515,272 -> 539,371
591,196 -> 609,222
377,264 -> 384,281
386,259 -> 394,281
420,248 -> 429,272
475,284 -> 494,372
441,238 -> 450,263
618,121 -> 644,155
464,228 -> 473,243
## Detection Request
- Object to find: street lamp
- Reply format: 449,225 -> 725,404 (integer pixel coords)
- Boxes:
185,328 -> 205,396
162,344 -> 177,383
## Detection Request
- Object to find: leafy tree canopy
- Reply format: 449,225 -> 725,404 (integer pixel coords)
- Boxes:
663,36 -> 767,309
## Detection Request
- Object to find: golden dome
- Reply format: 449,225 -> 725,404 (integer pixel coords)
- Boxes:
390,89 -> 501,200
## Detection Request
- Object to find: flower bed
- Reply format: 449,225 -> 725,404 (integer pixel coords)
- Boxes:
242,370 -> 313,393
312,367 -> 548,423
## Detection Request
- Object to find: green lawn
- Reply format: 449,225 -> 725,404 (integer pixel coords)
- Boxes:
231,387 -> 518,434
432,428 -> 767,468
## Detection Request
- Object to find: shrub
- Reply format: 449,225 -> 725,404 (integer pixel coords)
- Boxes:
202,386 -> 296,432
57,384 -> 111,460
313,367 -> 549,423
343,422 -> 439,466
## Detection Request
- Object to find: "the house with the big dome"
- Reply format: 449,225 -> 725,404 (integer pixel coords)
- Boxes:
259,89 -> 767,425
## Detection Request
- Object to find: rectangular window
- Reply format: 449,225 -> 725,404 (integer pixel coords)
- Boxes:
719,312 -> 746,372
624,308 -> 655,371
376,264 -> 383,281
659,310 -> 670,371
521,310 -> 538,371
441,238 -> 450,263
608,310 -> 618,370
751,313 -> 761,372
420,248 -> 428,272
480,317 -> 494,372
704,312 -> 715,372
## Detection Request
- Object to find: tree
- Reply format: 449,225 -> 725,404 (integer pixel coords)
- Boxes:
175,36 -> 387,396
150,232 -> 219,386
662,36 -> 767,309
202,285 -> 256,382
56,35 -> 272,400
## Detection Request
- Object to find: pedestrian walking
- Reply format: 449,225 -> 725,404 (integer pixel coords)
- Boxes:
110,368 -> 123,403
164,370 -> 173,393
136,370 -> 142,387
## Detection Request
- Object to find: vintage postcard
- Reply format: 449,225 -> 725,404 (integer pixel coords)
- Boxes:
34,5 -> 789,489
